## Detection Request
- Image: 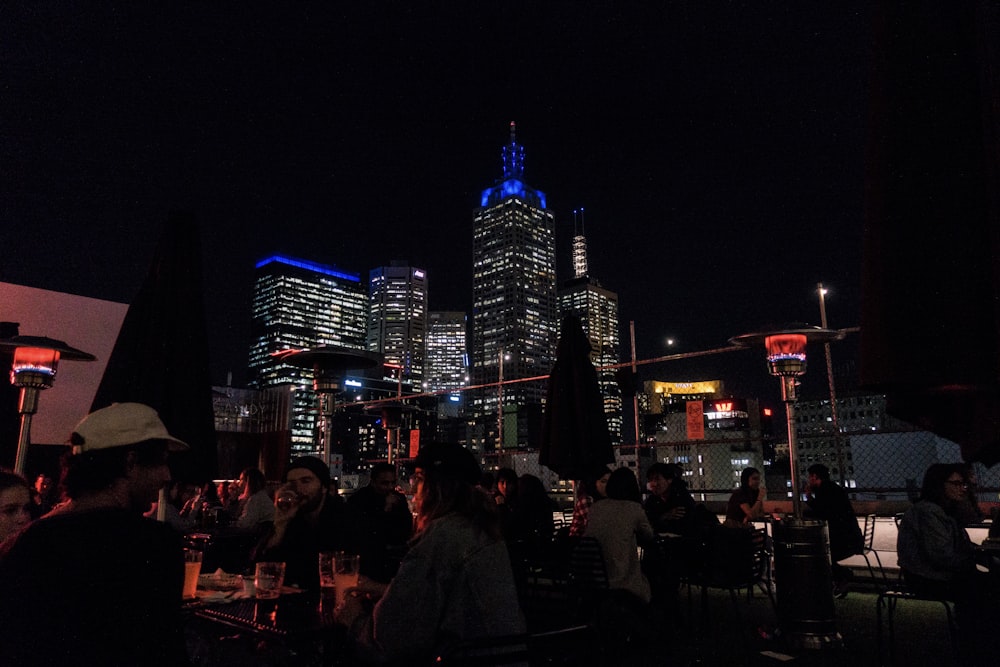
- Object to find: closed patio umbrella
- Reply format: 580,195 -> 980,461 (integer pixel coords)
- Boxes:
539,315 -> 614,480
90,211 -> 218,483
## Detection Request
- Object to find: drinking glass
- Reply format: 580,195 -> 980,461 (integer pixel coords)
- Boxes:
182,548 -> 203,599
255,561 -> 286,599
318,551 -> 336,594
333,552 -> 360,608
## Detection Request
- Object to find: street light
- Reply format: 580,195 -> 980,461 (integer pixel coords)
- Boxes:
497,347 -> 510,449
817,283 -> 846,483
0,335 -> 95,475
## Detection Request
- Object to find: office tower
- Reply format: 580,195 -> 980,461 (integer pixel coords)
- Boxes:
558,209 -> 623,442
367,262 -> 428,390
248,255 -> 367,458
472,123 -> 558,452
425,311 -> 469,413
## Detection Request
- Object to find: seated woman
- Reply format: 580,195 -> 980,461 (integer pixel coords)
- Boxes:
0,472 -> 33,545
336,443 -> 524,664
897,463 -> 999,663
897,463 -> 978,598
584,467 -> 655,603
569,466 -> 610,537
234,467 -> 274,531
724,467 -> 766,528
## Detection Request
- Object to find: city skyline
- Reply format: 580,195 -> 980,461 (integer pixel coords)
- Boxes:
1,4 -> 870,401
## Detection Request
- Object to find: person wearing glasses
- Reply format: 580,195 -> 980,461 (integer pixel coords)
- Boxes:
897,463 -> 998,664
897,463 -> 976,595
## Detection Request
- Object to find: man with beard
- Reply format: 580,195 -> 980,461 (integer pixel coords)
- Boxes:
253,456 -> 357,590
0,403 -> 189,666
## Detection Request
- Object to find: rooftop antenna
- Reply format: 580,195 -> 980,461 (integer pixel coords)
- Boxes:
572,207 -> 588,279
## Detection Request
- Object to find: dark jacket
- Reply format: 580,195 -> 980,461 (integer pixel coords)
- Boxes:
346,485 -> 413,582
805,481 -> 864,561
253,493 -> 357,590
0,508 -> 187,667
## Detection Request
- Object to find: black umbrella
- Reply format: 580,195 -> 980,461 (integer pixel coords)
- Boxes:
90,211 -> 218,482
539,315 -> 614,480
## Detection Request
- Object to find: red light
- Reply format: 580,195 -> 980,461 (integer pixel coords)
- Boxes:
764,334 -> 807,359
763,408 -> 773,416
12,347 -> 60,376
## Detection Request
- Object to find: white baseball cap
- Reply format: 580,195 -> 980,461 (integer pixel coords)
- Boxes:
71,402 -> 189,453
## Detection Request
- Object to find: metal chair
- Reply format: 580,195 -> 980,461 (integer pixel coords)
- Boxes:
683,526 -> 776,626
567,536 -> 609,592
859,514 -> 888,585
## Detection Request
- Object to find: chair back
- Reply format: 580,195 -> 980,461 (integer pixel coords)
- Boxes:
567,536 -> 608,591
862,513 -> 877,552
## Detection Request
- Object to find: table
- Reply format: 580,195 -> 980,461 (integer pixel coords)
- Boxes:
186,591 -> 350,666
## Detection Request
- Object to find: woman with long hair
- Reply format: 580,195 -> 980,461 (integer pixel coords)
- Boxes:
569,465 -> 611,537
724,467 -> 766,527
337,443 -> 524,663
235,467 -> 274,531
897,463 -> 977,596
584,467 -> 655,603
897,463 -> 998,663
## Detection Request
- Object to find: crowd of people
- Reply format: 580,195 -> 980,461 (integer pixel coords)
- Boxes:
0,400 -> 996,664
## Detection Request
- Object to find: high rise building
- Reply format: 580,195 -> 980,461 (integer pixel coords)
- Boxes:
558,209 -> 623,442
248,255 -> 367,458
425,311 -> 469,422
367,262 -> 428,390
471,123 -> 558,453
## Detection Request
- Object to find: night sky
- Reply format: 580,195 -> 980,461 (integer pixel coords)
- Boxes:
1,3 -> 871,401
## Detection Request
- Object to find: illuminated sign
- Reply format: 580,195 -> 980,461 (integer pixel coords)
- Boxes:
413,270 -> 425,279
345,379 -> 362,387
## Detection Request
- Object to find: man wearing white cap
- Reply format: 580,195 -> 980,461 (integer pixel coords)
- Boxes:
0,402 -> 190,666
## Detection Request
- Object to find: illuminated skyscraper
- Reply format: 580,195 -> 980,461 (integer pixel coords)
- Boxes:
471,123 -> 558,452
558,210 -> 623,442
367,262 -> 428,390
425,311 -> 469,426
248,255 -> 367,457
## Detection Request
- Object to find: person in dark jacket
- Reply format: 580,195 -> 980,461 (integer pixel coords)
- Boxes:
644,463 -> 697,536
253,456 -> 356,590
0,403 -> 189,667
804,463 -> 863,597
346,462 -> 412,582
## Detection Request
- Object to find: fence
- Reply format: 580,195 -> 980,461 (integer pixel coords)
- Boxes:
634,426 -> 1000,506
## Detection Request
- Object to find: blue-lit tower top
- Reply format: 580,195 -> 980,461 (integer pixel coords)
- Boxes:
480,121 -> 547,209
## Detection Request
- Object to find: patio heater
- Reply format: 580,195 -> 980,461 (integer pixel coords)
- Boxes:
277,346 -> 382,473
731,324 -> 844,650
366,401 -> 415,464
0,335 -> 96,476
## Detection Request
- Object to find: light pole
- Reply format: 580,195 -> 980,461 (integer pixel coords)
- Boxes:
0,335 -> 95,476
817,283 -> 846,484
497,347 -> 508,449
381,363 -> 405,463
